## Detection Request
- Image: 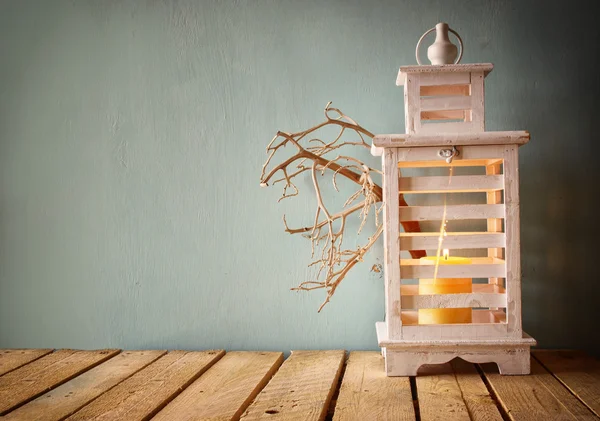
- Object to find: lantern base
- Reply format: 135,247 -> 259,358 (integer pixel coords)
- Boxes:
376,321 -> 536,376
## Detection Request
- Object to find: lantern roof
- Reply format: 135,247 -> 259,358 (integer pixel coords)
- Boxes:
397,63 -> 494,86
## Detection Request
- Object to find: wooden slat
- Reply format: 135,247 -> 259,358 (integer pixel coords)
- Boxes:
399,204 -> 504,221
419,121 -> 474,134
67,350 -> 224,421
333,352 -> 414,421
421,109 -> 466,121
399,232 -> 505,251
533,350 -> 600,417
450,359 -> 503,421
382,148 -> 402,339
420,84 -> 470,96
398,175 -> 503,194
482,357 -> 597,420
421,95 -> 472,112
398,159 -> 501,168
418,72 -> 470,86
400,284 -> 507,309
373,131 -> 529,148
400,258 -> 506,279
400,320 -> 508,340
153,351 -> 283,421
0,349 -> 120,415
241,350 -> 345,421
3,350 -> 164,421
397,145 -> 506,167
378,321 -> 533,345
0,349 -> 53,376
416,363 -> 471,420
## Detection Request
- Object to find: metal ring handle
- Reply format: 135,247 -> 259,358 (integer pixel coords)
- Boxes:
415,26 -> 463,65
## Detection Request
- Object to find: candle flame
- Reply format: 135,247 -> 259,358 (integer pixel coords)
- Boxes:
443,248 -> 449,260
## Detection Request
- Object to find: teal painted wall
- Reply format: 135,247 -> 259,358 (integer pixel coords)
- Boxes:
1,1 -> 599,355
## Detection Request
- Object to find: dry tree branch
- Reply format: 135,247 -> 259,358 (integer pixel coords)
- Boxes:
260,102 -> 425,311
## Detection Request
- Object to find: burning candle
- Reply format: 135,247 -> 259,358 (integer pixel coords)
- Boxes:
418,249 -> 472,325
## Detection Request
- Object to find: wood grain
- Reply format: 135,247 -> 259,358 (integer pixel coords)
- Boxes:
502,145 -> 522,338
3,350 -> 163,421
398,175 -> 503,194
399,231 -> 505,251
0,349 -> 120,415
153,351 -> 283,421
66,350 -> 224,421
241,350 -> 345,421
332,352 -> 414,421
533,350 -> 600,417
482,357 -> 596,420
382,148 -> 402,339
399,204 -> 504,222
450,358 -> 503,421
416,363 -> 471,421
0,349 -> 53,376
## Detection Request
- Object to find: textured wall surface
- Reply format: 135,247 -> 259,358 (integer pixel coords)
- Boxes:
1,0 -> 599,355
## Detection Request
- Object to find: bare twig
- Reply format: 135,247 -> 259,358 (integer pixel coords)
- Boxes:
260,103 -> 425,311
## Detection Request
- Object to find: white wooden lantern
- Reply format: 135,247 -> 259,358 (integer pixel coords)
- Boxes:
372,63 -> 536,376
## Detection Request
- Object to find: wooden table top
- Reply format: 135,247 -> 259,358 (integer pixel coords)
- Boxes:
0,349 -> 598,420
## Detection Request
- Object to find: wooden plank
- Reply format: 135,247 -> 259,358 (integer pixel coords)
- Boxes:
3,350 -> 164,421
373,131 -> 530,148
66,350 -> 225,421
503,146 -> 522,338
400,284 -> 506,309
153,351 -> 283,421
399,232 -> 505,251
450,358 -> 504,421
416,363 -> 471,420
241,350 -> 344,421
398,175 -> 503,194
482,357 -> 597,420
0,349 -> 53,377
382,148 -> 402,339
0,349 -> 120,415
332,352 -> 414,421
400,258 -> 506,279
533,350 -> 600,417
421,95 -> 472,112
399,204 -> 504,221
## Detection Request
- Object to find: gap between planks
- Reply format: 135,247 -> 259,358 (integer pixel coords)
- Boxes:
3,350 -> 165,421
532,350 -> 600,418
241,350 -> 345,421
66,349 -> 225,421
0,349 -> 54,377
0,349 -> 120,415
